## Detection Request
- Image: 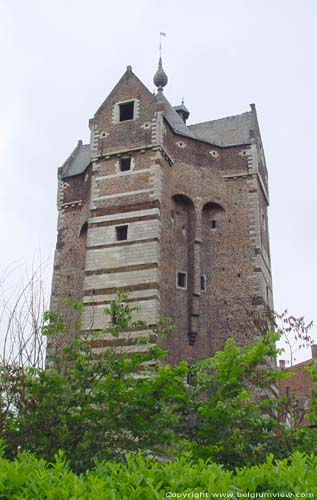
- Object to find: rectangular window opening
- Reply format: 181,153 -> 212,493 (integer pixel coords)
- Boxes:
119,101 -> 134,122
187,365 -> 198,385
200,275 -> 206,292
119,157 -> 131,172
115,225 -> 128,241
211,219 -> 217,229
177,272 -> 187,289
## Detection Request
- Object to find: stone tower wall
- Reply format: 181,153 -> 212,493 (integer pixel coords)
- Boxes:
50,68 -> 273,364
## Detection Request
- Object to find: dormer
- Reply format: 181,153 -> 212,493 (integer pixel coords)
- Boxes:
174,103 -> 190,124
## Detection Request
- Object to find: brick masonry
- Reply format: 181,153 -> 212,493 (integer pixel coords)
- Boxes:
49,65 -> 274,365
279,346 -> 317,425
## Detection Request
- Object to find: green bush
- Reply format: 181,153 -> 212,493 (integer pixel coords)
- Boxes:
0,446 -> 316,499
1,293 -> 317,473
0,294 -> 188,472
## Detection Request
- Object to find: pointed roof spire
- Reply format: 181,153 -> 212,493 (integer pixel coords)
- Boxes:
153,56 -> 168,92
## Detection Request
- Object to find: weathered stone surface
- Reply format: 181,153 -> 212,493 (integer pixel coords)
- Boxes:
50,66 -> 273,364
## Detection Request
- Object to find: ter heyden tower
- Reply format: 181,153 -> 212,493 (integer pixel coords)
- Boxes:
50,60 -> 273,364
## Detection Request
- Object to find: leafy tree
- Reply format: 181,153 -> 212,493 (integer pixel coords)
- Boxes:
179,333 -> 312,468
0,293 -> 188,471
1,290 -> 317,472
293,360 -> 317,454
274,310 -> 313,367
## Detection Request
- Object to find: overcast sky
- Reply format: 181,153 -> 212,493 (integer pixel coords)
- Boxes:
0,0 -> 316,363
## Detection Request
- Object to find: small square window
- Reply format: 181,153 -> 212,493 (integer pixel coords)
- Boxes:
115,225 -> 128,241
119,158 -> 131,172
177,272 -> 187,288
119,101 -> 134,122
211,219 -> 217,229
200,275 -> 206,292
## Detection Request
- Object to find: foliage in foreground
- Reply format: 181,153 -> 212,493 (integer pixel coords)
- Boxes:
181,334 -> 312,467
0,447 -> 317,499
0,294 -> 188,472
1,292 -> 317,472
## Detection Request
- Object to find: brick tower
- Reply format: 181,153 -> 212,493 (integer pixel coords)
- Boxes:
50,61 -> 273,364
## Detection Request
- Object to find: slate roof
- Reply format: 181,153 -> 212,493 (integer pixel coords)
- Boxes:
62,143 -> 90,179
60,104 -> 253,180
155,91 -> 195,139
156,90 -> 252,147
173,103 -> 190,120
189,112 -> 253,147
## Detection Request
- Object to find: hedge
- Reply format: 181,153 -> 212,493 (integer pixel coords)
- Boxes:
0,448 -> 316,499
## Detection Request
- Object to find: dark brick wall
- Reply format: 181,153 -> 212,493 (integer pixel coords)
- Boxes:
91,68 -> 159,157
280,367 -> 313,401
158,123 -> 260,364
279,361 -> 314,426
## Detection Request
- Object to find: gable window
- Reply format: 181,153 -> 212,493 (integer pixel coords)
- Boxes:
119,157 -> 131,172
115,225 -> 128,241
177,272 -> 187,289
119,101 -> 134,122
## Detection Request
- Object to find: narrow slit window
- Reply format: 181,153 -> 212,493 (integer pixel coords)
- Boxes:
119,158 -> 131,172
115,225 -> 128,241
79,221 -> 88,238
119,101 -> 134,122
200,275 -> 206,292
111,311 -> 117,325
177,272 -> 187,289
211,219 -> 217,229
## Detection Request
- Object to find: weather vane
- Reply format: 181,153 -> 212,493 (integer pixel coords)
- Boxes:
159,32 -> 167,57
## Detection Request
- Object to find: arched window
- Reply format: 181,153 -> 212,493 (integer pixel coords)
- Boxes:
202,202 -> 225,231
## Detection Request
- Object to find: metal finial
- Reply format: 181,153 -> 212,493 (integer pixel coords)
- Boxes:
153,57 -> 168,91
159,32 -> 166,57
154,35 -> 168,92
